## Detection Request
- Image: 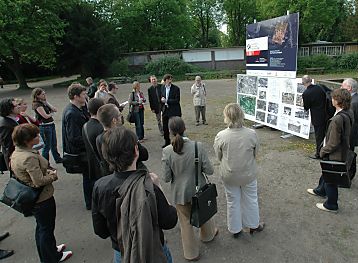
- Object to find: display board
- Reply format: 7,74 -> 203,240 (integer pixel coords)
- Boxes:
246,13 -> 299,78
237,74 -> 310,139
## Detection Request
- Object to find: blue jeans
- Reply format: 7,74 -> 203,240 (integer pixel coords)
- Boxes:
40,124 -> 61,162
32,197 -> 62,263
134,109 -> 144,140
113,243 -> 172,263
314,175 -> 338,210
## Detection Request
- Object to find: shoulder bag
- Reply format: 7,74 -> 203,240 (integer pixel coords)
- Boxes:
0,177 -> 43,217
0,150 -> 8,173
320,112 -> 356,188
63,152 -> 84,174
190,141 -> 217,228
126,92 -> 136,123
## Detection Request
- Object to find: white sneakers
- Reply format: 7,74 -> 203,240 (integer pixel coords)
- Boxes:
316,203 -> 338,213
60,251 -> 73,262
57,244 -> 73,262
306,189 -> 325,198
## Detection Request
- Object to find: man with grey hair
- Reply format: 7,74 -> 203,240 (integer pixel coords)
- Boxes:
341,78 -> 358,151
302,75 -> 328,159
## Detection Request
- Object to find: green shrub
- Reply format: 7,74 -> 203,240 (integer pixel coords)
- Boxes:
145,56 -> 194,76
337,52 -> 358,70
108,59 -> 129,76
297,54 -> 335,71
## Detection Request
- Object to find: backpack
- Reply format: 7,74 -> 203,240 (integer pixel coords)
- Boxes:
318,84 -> 335,120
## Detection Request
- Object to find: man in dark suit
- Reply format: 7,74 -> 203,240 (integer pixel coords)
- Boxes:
160,74 -> 182,148
148,75 -> 164,136
82,98 -> 104,182
302,75 -> 328,159
0,98 -> 20,171
341,78 -> 358,150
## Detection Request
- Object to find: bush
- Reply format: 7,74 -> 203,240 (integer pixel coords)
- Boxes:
337,52 -> 358,70
297,54 -> 335,72
145,56 -> 194,76
108,59 -> 129,76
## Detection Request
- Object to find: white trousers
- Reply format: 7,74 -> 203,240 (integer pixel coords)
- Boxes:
223,179 -> 260,233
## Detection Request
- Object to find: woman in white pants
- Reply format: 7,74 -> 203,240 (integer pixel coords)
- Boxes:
213,103 -> 264,237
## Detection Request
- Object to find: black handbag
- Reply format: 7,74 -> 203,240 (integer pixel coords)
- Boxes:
63,152 -> 84,174
126,92 -> 135,123
320,150 -> 356,188
190,141 -> 217,228
0,177 -> 43,216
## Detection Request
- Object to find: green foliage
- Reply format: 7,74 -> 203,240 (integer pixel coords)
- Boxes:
0,0 -> 67,88
336,53 -> 358,70
108,59 -> 130,76
297,54 -> 335,71
145,56 -> 194,76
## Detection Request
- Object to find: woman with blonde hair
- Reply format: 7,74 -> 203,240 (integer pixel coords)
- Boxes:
14,98 -> 39,126
162,116 -> 218,261
128,81 -> 146,142
213,103 -> 264,238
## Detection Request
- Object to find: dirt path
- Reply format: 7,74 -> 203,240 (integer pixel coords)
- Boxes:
0,78 -> 357,262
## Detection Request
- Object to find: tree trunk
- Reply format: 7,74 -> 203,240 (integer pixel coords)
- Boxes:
4,50 -> 30,89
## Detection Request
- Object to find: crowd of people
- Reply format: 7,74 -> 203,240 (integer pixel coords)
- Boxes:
0,73 -> 356,262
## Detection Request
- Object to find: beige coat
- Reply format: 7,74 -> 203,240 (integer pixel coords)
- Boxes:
214,127 -> 259,186
162,138 -> 214,205
10,147 -> 56,203
191,83 -> 206,106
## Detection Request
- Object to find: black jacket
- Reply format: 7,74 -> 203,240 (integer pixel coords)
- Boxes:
350,93 -> 358,149
96,132 -> 149,176
0,116 -> 18,170
92,170 -> 178,251
62,103 -> 89,154
302,84 -> 327,126
148,84 -> 162,114
87,83 -> 97,99
160,84 -> 182,117
82,118 -> 104,179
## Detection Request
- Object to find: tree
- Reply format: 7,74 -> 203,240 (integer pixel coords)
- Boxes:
188,0 -> 222,48
223,0 -> 256,46
0,0 -> 66,88
57,1 -> 121,77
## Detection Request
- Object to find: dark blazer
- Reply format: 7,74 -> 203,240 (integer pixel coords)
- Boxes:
302,84 -> 326,126
320,110 -> 352,161
160,84 -> 182,117
148,84 -> 162,114
0,116 -> 18,170
82,118 -> 104,179
62,103 -> 89,155
350,93 -> 358,148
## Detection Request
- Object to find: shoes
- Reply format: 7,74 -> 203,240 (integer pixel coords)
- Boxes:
138,139 -> 145,143
202,228 -> 219,243
233,231 -> 242,238
316,203 -> 338,213
57,244 -> 66,253
85,204 -> 91,210
60,251 -> 73,262
185,255 -> 200,261
250,223 -> 265,235
307,189 -> 326,198
0,249 -> 14,260
55,157 -> 63,164
202,122 -> 208,125
308,155 -> 321,160
0,232 -> 9,242
195,122 -> 200,126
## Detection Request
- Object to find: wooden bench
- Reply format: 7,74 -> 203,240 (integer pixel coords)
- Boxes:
305,67 -> 325,74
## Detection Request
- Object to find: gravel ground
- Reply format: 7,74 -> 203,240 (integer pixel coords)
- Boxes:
0,78 -> 357,263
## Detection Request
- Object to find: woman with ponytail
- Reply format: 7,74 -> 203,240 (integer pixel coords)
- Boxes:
162,116 -> 218,261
